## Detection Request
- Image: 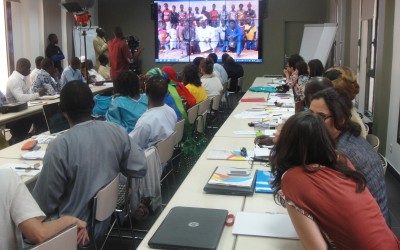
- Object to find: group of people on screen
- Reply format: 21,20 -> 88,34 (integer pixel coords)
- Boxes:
157,2 -> 259,57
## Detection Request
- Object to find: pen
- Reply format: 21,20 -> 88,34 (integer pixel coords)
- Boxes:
15,167 -> 39,170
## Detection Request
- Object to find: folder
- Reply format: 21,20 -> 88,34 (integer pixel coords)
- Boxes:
255,170 -> 275,193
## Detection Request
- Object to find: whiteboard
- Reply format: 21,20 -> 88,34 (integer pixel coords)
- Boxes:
72,26 -> 97,65
299,23 -> 337,66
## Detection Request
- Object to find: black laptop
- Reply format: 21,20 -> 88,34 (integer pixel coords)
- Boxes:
149,206 -> 228,250
42,103 -> 70,134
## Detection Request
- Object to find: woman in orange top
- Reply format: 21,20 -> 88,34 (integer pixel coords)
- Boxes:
270,112 -> 399,250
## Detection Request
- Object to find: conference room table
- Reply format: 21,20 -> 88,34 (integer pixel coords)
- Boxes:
0,82 -> 113,189
0,82 -> 113,126
137,77 -> 301,249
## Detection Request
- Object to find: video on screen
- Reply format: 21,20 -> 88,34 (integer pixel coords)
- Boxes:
154,0 -> 262,63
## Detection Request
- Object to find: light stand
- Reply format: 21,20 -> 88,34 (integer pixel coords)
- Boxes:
61,2 -> 91,83
81,29 -> 89,83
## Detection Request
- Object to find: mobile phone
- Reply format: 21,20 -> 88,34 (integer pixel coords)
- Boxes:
228,170 -> 251,176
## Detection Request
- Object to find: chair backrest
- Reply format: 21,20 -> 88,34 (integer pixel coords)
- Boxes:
226,78 -> 231,91
174,119 -> 185,146
187,104 -> 199,125
196,112 -> 207,133
211,94 -> 222,111
94,174 -> 120,221
366,134 -> 380,152
155,131 -> 176,164
237,77 -> 244,88
27,225 -> 77,250
378,153 -> 388,174
197,98 -> 211,115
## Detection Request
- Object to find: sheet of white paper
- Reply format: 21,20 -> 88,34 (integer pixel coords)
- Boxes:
38,94 -> 60,100
0,163 -> 41,177
233,131 -> 256,135
28,101 -> 46,107
253,147 -> 271,157
21,151 -> 46,160
232,212 -> 298,239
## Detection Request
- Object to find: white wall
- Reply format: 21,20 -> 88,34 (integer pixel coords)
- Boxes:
386,0 -> 400,174
10,0 -> 44,66
0,1 -> 8,93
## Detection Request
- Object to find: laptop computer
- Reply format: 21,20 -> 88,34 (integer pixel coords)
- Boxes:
42,103 -> 70,134
148,206 -> 228,250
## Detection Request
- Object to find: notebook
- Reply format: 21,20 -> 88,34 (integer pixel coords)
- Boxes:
148,206 -> 228,250
203,167 -> 257,196
42,103 -> 70,134
232,212 -> 298,239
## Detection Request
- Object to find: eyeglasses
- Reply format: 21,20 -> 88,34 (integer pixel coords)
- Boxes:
308,110 -> 333,121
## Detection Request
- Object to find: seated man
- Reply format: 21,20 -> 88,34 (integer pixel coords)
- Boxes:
0,169 -> 88,249
33,80 -> 147,238
32,58 -> 61,95
98,54 -> 111,80
29,56 -> 44,86
86,59 -> 105,83
5,58 -> 47,145
221,20 -> 244,57
129,75 -> 177,149
60,57 -> 85,88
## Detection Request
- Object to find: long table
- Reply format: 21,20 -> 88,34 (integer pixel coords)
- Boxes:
137,77 -> 301,249
0,83 -> 113,126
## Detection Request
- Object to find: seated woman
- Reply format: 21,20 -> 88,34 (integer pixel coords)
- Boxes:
293,60 -> 309,102
325,66 -> 368,138
307,59 -> 324,77
145,68 -> 182,121
283,54 -> 304,92
199,57 -> 223,98
182,63 -> 208,104
106,71 -> 148,133
162,66 -> 196,109
270,112 -> 399,249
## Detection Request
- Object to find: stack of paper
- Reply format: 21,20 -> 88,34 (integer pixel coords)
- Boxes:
21,151 -> 46,160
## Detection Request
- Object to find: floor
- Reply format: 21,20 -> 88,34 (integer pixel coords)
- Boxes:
100,97 -> 400,249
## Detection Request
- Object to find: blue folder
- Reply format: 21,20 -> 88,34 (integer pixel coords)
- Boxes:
255,170 -> 275,193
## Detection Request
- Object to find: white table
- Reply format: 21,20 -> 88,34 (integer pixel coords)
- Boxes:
0,83 -> 112,126
137,84 -> 302,250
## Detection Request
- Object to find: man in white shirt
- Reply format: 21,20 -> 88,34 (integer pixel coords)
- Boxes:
29,56 -> 44,87
129,75 -> 177,149
0,169 -> 88,249
197,20 -> 217,53
6,58 -> 45,103
5,58 -> 46,145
